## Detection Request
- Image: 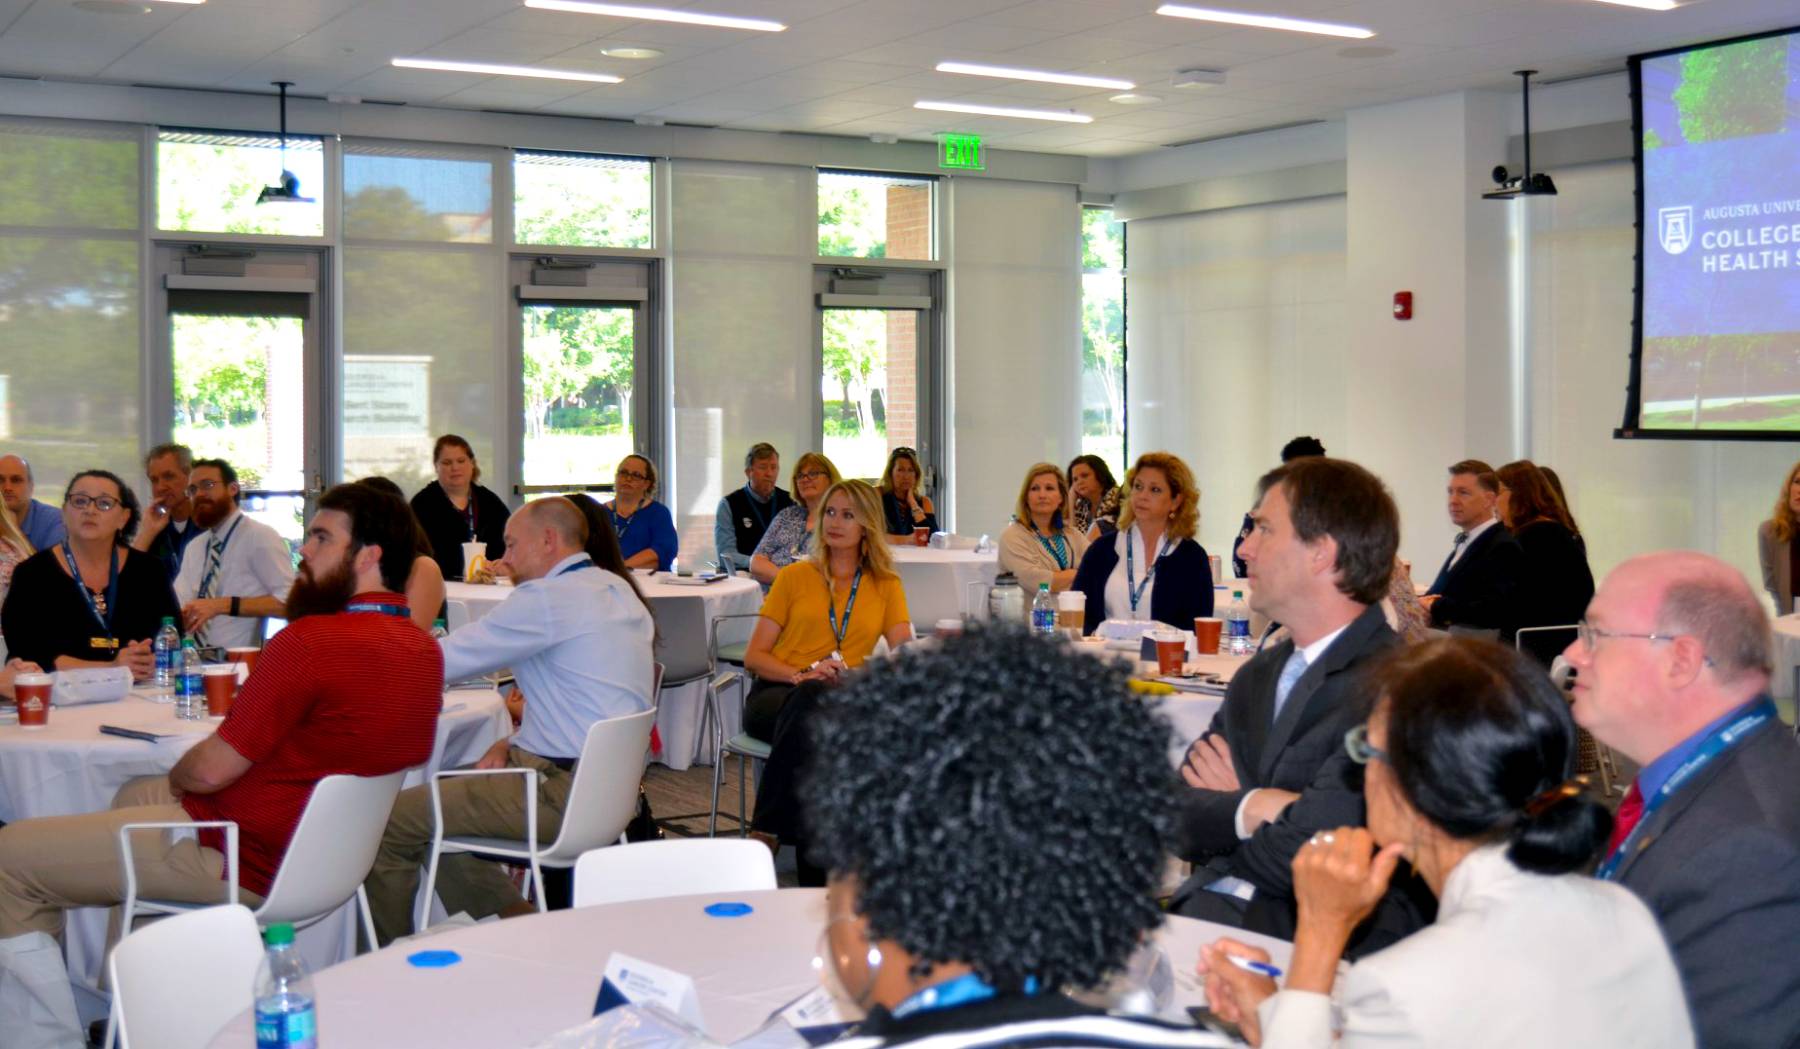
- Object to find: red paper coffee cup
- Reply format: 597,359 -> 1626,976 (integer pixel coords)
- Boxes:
202,664 -> 237,717
913,526 -> 931,546
15,673 -> 52,729
226,647 -> 259,675
1154,636 -> 1187,676
1194,617 -> 1223,655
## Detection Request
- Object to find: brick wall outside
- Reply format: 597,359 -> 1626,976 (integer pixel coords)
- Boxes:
882,184 -> 931,456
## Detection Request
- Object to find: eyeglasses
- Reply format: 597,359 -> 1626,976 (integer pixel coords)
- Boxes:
614,469 -> 649,482
796,470 -> 831,482
185,479 -> 224,497
66,494 -> 120,512
1575,619 -> 1715,667
1344,723 -> 1388,765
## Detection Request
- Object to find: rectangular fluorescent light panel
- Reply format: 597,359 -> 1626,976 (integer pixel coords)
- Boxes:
391,57 -> 623,83
1587,0 -> 1677,9
914,100 -> 1092,124
935,61 -> 1134,91
523,0 -> 786,31
1155,4 -> 1375,38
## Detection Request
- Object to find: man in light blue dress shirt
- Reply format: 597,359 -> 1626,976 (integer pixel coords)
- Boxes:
0,455 -> 65,551
363,497 -> 656,944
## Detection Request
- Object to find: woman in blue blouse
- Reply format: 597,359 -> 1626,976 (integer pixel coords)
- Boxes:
605,454 -> 678,571
1070,451 -> 1213,634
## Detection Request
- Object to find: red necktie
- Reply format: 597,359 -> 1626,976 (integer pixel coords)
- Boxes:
1606,780 -> 1644,857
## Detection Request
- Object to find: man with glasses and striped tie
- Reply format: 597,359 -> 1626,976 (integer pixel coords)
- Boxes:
174,459 -> 295,651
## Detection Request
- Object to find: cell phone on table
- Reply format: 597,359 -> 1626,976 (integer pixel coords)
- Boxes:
494,676 -> 516,692
1186,1005 -> 1243,1041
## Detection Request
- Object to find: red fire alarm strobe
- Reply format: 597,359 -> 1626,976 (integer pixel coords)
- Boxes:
1393,291 -> 1413,320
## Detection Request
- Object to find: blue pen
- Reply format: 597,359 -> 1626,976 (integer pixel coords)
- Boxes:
1227,955 -> 1283,980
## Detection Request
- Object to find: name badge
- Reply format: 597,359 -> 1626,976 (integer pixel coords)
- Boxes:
90,637 -> 120,650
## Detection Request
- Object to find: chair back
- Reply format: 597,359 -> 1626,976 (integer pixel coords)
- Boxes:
1515,623 -> 1578,668
256,771 -> 407,927
570,839 -> 776,907
110,904 -> 263,1049
445,599 -> 472,632
542,709 -> 656,863
651,594 -> 712,687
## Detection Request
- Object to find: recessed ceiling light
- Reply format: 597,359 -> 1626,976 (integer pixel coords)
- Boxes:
601,46 -> 664,59
1155,4 -> 1375,39
391,57 -> 623,84
935,61 -> 1133,91
72,1 -> 153,12
1588,0 -> 1677,8
522,0 -> 785,32
1109,92 -> 1163,105
914,100 -> 1092,123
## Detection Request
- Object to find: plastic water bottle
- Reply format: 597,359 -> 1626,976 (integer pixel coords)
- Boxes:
430,617 -> 449,640
150,617 -> 181,696
1031,583 -> 1056,636
174,639 -> 204,720
253,923 -> 318,1049
1224,590 -> 1252,655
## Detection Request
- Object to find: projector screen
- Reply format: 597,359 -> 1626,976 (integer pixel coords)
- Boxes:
1624,26 -> 1800,440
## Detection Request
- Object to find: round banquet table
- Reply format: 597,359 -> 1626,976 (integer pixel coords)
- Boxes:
1069,641 -> 1250,764
0,688 -> 510,1022
888,545 -> 999,628
444,575 -> 765,770
207,887 -> 1287,1048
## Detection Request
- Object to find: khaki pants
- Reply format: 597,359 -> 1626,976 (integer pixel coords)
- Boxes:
363,747 -> 572,946
0,776 -> 262,942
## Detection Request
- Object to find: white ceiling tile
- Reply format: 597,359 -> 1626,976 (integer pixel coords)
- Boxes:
893,22 -> 1063,54
973,1 -> 1144,34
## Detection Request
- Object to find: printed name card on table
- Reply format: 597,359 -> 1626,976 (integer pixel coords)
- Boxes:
593,952 -> 706,1030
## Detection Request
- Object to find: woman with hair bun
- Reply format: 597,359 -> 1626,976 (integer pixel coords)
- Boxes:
1200,638 -> 1693,1049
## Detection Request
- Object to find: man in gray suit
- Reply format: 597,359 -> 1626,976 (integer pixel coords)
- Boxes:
1568,551 -> 1800,1049
1172,457 -> 1431,956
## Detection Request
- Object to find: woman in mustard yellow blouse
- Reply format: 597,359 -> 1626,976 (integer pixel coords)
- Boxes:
743,479 -> 912,882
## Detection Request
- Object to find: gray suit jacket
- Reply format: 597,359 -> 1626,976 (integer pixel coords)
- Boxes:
1757,519 -> 1794,616
1615,711 -> 1800,1049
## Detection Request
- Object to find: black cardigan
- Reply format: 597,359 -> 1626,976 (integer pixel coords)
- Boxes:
1,547 -> 179,669
1070,531 -> 1214,634
410,481 -> 510,582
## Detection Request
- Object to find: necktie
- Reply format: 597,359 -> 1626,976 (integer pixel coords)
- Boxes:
1271,649 -> 1309,725
195,535 -> 225,645
1606,780 -> 1645,858
1429,532 -> 1469,593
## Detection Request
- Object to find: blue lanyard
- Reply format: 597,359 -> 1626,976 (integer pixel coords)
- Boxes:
609,504 -> 636,542
1125,529 -> 1172,615
828,567 -> 863,649
197,514 -> 244,597
891,974 -> 998,1020
62,540 -> 121,638
556,556 -> 597,576
345,599 -> 411,618
462,494 -> 478,542
1030,524 -> 1070,570
1596,698 -> 1777,881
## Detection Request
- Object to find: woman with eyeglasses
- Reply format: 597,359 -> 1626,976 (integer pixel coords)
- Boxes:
411,434 -> 511,583
1,469 -> 179,678
997,463 -> 1089,594
750,452 -> 842,586
801,626 -> 1220,1049
743,480 -> 913,884
604,453 -> 678,571
878,447 -> 937,544
1199,638 -> 1692,1049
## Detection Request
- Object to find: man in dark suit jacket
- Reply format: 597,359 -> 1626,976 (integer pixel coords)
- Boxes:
1173,458 -> 1431,956
1568,551 -> 1800,1049
1421,459 -> 1521,633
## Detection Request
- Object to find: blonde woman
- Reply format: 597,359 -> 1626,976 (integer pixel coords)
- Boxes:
749,452 -> 842,585
998,463 -> 1089,594
1070,451 -> 1215,634
1758,460 -> 1800,616
0,503 -> 30,613
879,446 -> 937,542
742,479 -> 913,883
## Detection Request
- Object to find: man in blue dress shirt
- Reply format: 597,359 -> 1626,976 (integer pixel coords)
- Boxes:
0,454 -> 65,551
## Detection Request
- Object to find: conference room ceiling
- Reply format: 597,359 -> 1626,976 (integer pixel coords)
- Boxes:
0,0 -> 1794,156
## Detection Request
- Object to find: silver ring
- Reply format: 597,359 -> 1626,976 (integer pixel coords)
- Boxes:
1310,832 -> 1335,846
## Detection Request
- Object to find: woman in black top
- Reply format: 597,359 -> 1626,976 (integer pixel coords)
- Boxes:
410,434 -> 510,582
878,446 -> 938,542
0,469 -> 178,677
1497,460 -> 1594,663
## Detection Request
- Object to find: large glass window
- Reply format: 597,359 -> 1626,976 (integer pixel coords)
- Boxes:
156,130 -> 325,237
818,170 -> 934,260
520,303 -> 638,487
344,146 -> 493,243
514,151 -> 652,249
1082,207 -> 1126,468
0,121 -> 141,496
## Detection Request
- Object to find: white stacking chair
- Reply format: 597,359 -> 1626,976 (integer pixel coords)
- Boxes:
108,904 -> 263,1049
417,708 -> 655,931
570,838 -> 776,906
444,598 -> 472,633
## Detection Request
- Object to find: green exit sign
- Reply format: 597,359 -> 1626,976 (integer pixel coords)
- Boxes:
939,134 -> 985,171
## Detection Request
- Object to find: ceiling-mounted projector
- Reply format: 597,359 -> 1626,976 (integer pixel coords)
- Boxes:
1483,70 -> 1557,200
257,81 -> 315,206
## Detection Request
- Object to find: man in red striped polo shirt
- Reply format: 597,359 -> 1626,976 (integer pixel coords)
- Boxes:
0,483 -> 442,1048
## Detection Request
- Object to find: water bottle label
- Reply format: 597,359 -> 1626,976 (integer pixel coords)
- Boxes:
1227,620 -> 1250,638
255,1005 -> 317,1049
1032,609 -> 1054,631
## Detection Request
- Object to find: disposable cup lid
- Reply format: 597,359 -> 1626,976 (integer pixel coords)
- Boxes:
202,663 -> 237,675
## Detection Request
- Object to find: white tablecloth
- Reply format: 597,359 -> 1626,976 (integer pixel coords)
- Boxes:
1772,615 -> 1800,712
889,546 -> 1000,628
1072,642 -> 1248,764
444,576 -> 764,770
209,887 -> 1284,1048
0,689 -> 510,1021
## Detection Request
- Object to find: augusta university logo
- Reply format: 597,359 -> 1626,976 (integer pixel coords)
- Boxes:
1659,206 -> 1693,254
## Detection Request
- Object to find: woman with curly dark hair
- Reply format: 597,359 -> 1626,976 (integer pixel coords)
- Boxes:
1200,638 -> 1691,1048
802,624 -> 1224,1049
